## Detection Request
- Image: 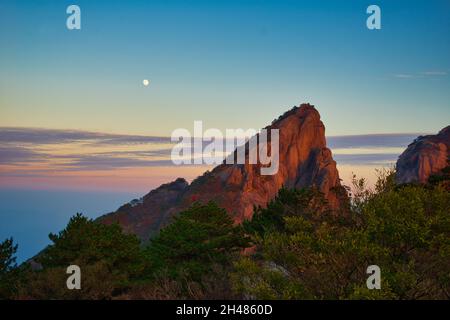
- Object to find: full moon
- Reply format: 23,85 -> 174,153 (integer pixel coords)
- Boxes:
143,79 -> 150,86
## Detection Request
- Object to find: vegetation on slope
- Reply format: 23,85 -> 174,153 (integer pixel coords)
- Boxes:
1,167 -> 449,299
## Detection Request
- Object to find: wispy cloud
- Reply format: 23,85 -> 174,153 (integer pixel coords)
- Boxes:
0,127 -> 170,145
0,146 -> 48,164
394,74 -> 416,79
333,153 -> 400,166
393,70 -> 448,79
56,155 -> 175,170
421,71 -> 448,76
327,133 -> 419,149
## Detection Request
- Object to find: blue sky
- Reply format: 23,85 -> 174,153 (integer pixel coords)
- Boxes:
0,0 -> 449,136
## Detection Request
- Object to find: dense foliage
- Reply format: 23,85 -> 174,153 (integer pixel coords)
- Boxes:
1,167 -> 449,299
234,169 -> 450,299
0,238 -> 19,298
146,202 -> 249,281
15,214 -> 144,299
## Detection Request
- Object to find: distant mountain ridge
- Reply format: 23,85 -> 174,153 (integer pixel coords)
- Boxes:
99,103 -> 346,240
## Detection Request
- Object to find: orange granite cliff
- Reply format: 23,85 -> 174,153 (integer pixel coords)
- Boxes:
99,103 -> 345,240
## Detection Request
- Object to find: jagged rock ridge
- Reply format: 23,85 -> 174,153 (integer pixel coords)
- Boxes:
99,103 -> 344,240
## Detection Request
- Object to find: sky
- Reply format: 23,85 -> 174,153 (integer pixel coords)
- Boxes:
0,0 -> 449,137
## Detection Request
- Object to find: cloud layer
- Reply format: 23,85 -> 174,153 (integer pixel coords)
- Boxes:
0,127 -> 426,193
0,127 -> 422,172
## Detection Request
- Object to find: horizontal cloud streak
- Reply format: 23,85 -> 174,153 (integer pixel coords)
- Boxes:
0,127 -> 422,177
0,146 -> 47,164
54,154 -> 176,170
0,127 -> 170,145
326,134 -> 419,149
1,127 -> 421,148
333,153 -> 399,166
393,70 -> 448,79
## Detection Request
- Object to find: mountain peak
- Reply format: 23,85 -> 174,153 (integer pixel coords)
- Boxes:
99,103 -> 345,240
271,103 -> 318,125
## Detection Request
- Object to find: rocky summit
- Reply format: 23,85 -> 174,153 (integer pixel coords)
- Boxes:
396,126 -> 450,184
99,103 -> 345,241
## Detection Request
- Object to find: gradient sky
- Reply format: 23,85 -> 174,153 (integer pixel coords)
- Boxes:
1,0 -> 449,136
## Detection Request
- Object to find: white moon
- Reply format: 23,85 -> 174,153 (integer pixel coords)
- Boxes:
143,79 -> 150,86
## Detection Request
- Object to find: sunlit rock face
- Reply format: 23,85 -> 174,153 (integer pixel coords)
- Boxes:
99,103 -> 345,241
396,126 -> 450,184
